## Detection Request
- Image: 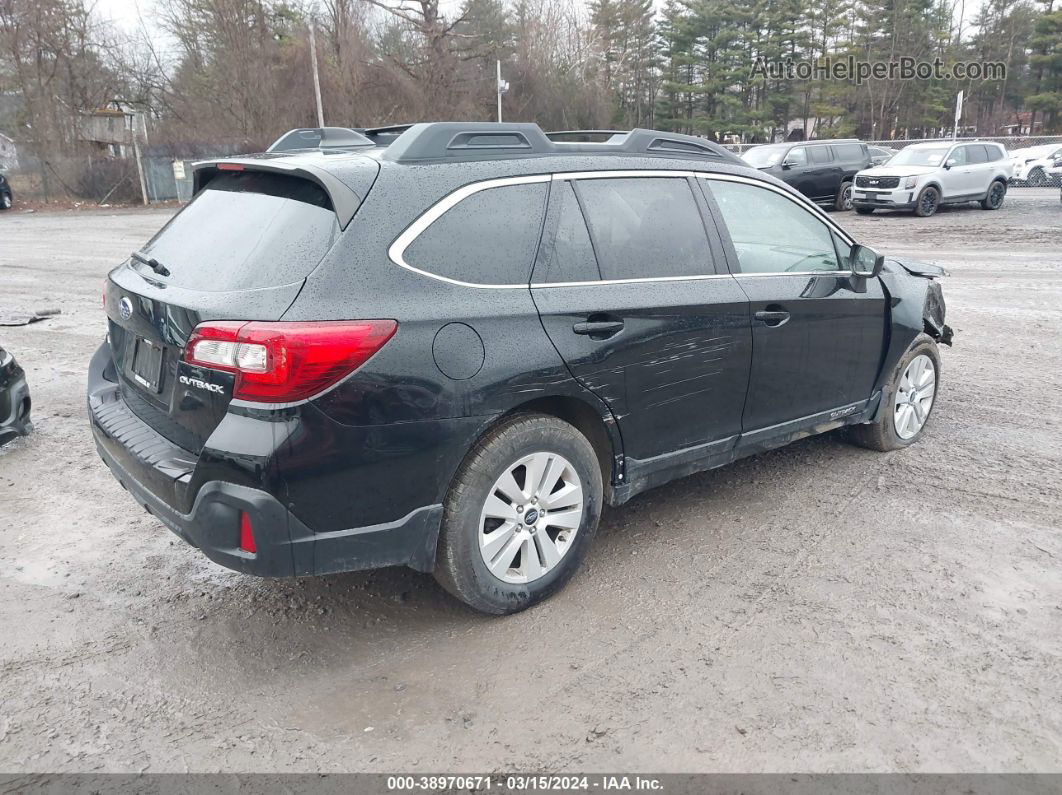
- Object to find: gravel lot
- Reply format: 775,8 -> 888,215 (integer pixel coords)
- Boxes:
1,189 -> 1060,774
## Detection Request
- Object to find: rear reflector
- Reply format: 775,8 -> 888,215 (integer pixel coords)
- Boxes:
184,320 -> 397,402
239,512 -> 256,554
216,163 -> 245,171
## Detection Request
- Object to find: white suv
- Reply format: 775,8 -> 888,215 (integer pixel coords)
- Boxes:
1011,143 -> 1062,186
852,141 -> 1012,217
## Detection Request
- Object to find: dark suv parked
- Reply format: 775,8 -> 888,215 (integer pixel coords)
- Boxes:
0,171 -> 12,210
742,140 -> 872,211
88,123 -> 952,614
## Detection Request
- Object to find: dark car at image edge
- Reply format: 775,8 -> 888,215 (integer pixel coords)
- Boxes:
88,122 -> 953,613
1,344 -> 32,446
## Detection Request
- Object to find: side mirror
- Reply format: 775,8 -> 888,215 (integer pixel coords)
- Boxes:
943,158 -> 956,170
850,244 -> 884,278
781,160 -> 793,170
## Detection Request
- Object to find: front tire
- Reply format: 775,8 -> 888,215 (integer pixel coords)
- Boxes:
0,191 -> 11,210
434,413 -> 603,614
848,334 -> 941,452
1028,167 -> 1047,187
914,186 -> 939,217
980,179 -> 1006,210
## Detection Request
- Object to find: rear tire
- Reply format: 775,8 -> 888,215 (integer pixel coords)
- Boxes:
835,181 -> 854,211
914,186 -> 939,217
847,334 -> 941,452
854,207 -> 874,215
0,191 -> 11,210
434,413 -> 603,614
980,179 -> 1006,210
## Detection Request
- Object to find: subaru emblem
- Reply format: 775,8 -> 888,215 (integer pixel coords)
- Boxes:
119,297 -> 133,321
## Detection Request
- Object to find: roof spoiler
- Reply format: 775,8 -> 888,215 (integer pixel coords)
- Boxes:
382,122 -> 744,164
192,158 -> 363,229
266,127 -> 374,153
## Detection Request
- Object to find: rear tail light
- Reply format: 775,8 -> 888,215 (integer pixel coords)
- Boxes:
184,320 -> 397,402
239,512 -> 256,554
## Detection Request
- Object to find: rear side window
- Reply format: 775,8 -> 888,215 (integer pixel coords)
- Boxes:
967,145 -> 989,164
139,171 -> 339,292
809,146 -> 833,164
405,182 -> 548,285
576,177 -> 712,280
535,181 -> 600,284
833,143 -> 865,161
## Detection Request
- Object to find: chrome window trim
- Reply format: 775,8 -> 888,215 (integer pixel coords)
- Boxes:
387,169 -> 858,289
387,174 -> 552,290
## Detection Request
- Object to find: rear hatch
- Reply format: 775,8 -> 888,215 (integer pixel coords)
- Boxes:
104,162 -> 374,453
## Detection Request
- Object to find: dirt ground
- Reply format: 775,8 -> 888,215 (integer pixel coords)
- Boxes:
1,190 -> 1060,774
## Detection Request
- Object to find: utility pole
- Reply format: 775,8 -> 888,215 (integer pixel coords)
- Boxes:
496,60 -> 509,123
131,111 -> 148,206
309,17 -> 325,127
953,90 -> 964,140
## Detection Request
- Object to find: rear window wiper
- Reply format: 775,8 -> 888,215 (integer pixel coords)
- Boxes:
131,251 -> 171,277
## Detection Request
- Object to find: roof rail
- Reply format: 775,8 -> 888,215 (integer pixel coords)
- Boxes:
384,122 -> 555,162
266,127 -> 374,153
545,130 -> 629,142
382,122 -> 745,164
355,124 -> 416,146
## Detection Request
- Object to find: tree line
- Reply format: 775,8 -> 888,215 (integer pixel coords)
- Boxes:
0,0 -> 1059,170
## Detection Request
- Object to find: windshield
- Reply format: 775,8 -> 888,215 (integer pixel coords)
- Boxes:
889,147 -> 951,167
137,171 -> 339,292
742,146 -> 787,168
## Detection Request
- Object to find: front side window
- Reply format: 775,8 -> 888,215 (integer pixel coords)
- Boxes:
706,180 -> 842,274
947,147 -> 969,167
404,182 -> 548,285
785,147 -> 808,166
576,177 -> 713,280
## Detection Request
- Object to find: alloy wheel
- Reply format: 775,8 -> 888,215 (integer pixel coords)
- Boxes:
989,182 -> 1005,208
841,185 -> 853,210
894,354 -> 936,440
479,451 -> 584,584
919,190 -> 937,216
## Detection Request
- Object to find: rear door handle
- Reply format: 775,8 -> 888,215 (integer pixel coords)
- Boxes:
754,310 -> 790,327
573,320 -> 624,338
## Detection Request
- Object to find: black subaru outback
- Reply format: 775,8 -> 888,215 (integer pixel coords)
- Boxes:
89,123 -> 952,614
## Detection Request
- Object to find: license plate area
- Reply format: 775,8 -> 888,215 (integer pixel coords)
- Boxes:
131,337 -> 164,392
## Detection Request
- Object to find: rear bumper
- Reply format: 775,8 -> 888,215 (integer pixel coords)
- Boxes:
88,340 -> 443,577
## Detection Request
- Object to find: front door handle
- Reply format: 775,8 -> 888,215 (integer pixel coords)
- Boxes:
754,310 -> 790,327
573,319 -> 624,338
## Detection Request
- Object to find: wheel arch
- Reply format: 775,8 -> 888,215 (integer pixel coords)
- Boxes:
495,395 -> 622,504
423,392 -> 623,573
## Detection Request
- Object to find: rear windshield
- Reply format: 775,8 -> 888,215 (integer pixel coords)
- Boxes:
136,171 -> 339,291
